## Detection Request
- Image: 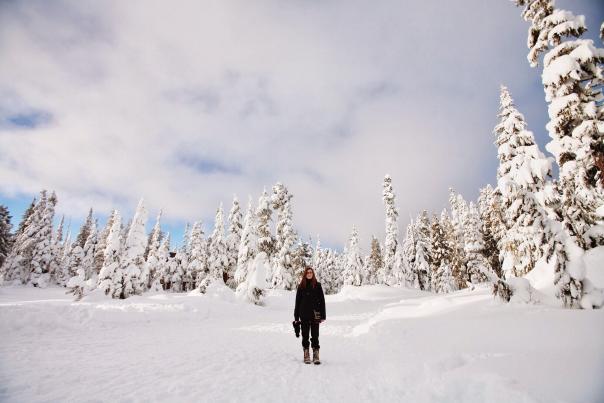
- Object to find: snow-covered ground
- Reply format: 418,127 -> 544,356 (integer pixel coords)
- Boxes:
1,284 -> 603,403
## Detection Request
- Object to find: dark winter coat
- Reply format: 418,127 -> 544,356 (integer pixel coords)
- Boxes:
294,279 -> 326,322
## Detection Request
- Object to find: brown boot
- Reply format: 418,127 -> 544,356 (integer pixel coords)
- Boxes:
312,348 -> 321,365
303,348 -> 311,364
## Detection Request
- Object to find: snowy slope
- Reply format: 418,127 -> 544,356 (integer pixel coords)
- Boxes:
0,284 -> 603,403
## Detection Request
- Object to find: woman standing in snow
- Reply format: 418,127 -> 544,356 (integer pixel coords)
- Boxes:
293,267 -> 326,364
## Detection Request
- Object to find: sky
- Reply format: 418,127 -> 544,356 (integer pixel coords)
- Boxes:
1,0 -> 603,252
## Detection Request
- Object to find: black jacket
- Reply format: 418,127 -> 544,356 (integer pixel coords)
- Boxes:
294,280 -> 326,322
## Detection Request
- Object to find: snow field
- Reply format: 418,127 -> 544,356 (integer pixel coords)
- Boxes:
1,284 -> 603,403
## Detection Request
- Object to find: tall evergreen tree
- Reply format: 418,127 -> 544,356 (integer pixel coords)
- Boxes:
414,210 -> 431,290
98,210 -> 123,298
0,205 -> 14,271
342,226 -> 363,286
514,0 -> 604,250
478,185 -> 505,279
401,220 -> 419,288
118,198 -> 148,298
364,235 -> 383,286
225,196 -> 243,289
381,174 -> 399,286
29,191 -> 57,287
199,205 -> 228,293
463,203 -> 494,284
93,210 -> 117,279
271,183 -> 298,290
448,189 -> 469,289
235,197 -> 256,292
495,86 -> 554,279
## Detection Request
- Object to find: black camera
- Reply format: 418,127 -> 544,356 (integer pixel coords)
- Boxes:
292,320 -> 301,337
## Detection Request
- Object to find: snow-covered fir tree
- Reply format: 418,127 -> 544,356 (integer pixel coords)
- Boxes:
98,210 -> 123,298
401,220 -> 419,288
235,197 -> 256,292
463,202 -> 494,285
66,220 -> 98,300
342,226 -> 363,286
238,252 -> 269,305
414,210 -> 431,290
75,208 -> 94,249
145,210 -> 163,261
29,190 -> 57,288
0,205 -> 13,271
151,233 -> 171,291
477,185 -> 505,279
448,189 -> 469,288
93,210 -> 117,281
291,239 -> 313,284
364,235 -> 383,285
436,210 -> 456,293
429,213 -> 447,292
118,198 -> 148,297
15,197 -> 36,239
381,174 -> 399,286
255,189 -> 275,264
144,210 -> 163,289
225,196 -> 243,289
199,205 -> 229,293
188,221 -> 208,289
271,183 -> 298,290
494,85 -> 553,279
514,0 -> 604,243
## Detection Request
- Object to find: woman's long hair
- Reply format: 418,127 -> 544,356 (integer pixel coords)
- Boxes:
298,267 -> 317,289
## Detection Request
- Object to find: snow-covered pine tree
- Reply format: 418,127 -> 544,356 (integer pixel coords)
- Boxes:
437,210 -> 456,293
120,217 -> 132,251
463,202 -> 495,285
255,189 -> 275,264
29,191 -> 57,288
364,235 -> 383,285
93,210 -> 117,281
495,85 -> 553,279
0,205 -> 13,271
270,183 -> 298,290
225,196 -> 243,290
514,0 -> 604,250
188,221 -> 208,289
75,208 -> 94,249
313,237 -> 323,281
235,197 -> 256,292
291,239 -> 313,284
145,210 -> 163,261
448,189 -> 469,288
342,226 -> 363,286
15,197 -> 36,238
97,210 -> 123,298
401,220 -> 419,288
239,251 -> 269,305
3,191 -> 47,284
177,248 -> 192,291
477,185 -> 505,279
144,210 -> 163,289
199,204 -> 229,293
381,174 -> 399,286
66,220 -> 98,300
118,198 -> 148,297
57,226 -> 73,286
429,213 -> 447,292
48,215 -> 65,285
414,210 -> 431,291
150,233 -> 170,291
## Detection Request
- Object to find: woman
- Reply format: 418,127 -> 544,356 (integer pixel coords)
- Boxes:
293,267 -> 326,364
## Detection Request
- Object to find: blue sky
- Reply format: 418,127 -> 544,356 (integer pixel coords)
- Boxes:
0,0 -> 603,252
